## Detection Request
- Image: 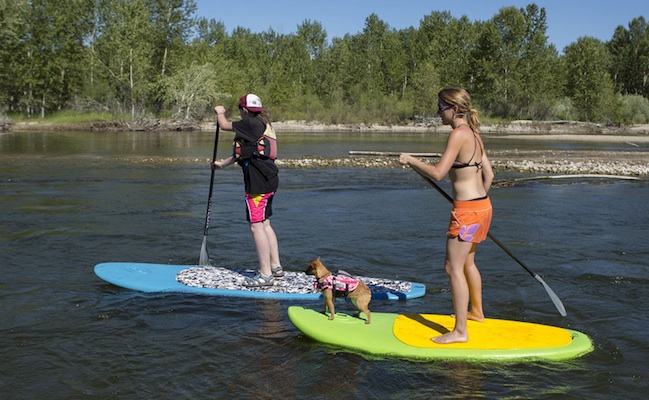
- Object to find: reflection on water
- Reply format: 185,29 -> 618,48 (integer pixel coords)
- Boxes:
3,130 -> 644,160
1,131 -> 648,399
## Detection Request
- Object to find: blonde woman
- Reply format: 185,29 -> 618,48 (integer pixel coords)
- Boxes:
400,88 -> 494,344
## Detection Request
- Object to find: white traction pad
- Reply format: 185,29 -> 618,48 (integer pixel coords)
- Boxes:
176,266 -> 413,294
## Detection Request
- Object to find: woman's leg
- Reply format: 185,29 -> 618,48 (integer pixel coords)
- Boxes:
263,220 -> 280,269
464,244 -> 484,321
432,237 -> 474,344
250,219 -> 281,277
250,221 -> 272,277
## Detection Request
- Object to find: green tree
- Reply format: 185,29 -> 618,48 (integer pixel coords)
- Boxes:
223,27 -> 266,95
95,0 -> 156,119
397,27 -> 419,101
608,16 -> 649,97
410,61 -> 440,117
148,0 -> 196,77
471,6 -> 527,116
471,5 -> 560,119
417,12 -> 477,88
193,17 -> 227,51
295,20 -> 327,96
2,3 -> 648,125
163,61 -> 219,118
316,35 -> 354,122
187,17 -> 235,116
6,0 -> 92,117
518,4 -> 562,119
0,0 -> 27,110
381,28 -> 408,98
564,37 -> 616,122
264,30 -> 302,109
351,14 -> 391,97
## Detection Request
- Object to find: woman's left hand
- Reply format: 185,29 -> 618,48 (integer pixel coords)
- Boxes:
399,154 -> 414,166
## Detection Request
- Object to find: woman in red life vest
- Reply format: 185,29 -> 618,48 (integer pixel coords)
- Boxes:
213,94 -> 284,287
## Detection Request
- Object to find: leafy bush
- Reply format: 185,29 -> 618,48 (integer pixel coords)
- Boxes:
551,97 -> 577,121
614,94 -> 649,125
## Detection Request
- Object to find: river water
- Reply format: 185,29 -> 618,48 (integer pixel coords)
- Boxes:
1,131 -> 648,399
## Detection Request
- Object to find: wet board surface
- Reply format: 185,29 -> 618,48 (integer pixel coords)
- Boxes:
288,306 -> 593,361
94,262 -> 426,300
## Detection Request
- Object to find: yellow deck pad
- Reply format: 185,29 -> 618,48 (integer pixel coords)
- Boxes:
394,314 -> 573,349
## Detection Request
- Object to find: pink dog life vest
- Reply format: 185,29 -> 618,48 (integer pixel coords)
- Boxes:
314,274 -> 360,295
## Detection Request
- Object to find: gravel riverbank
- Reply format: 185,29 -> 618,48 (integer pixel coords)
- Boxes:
259,120 -> 649,177
7,119 -> 649,177
277,150 -> 649,177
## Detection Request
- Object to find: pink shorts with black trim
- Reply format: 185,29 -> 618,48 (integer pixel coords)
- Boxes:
245,192 -> 275,223
447,197 -> 492,243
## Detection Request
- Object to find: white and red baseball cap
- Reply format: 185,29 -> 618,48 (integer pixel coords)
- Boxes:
238,94 -> 265,112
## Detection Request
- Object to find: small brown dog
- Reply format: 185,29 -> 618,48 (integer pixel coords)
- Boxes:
305,257 -> 371,324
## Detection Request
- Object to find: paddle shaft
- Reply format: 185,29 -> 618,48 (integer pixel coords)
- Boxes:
199,123 -> 220,265
411,165 -> 567,317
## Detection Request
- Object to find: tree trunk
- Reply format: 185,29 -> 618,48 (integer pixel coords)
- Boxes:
130,47 -> 135,120
162,46 -> 168,76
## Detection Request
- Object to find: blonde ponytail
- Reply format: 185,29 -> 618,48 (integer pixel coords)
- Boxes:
467,108 -> 480,134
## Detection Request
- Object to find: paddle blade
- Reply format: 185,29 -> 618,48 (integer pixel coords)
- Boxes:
199,236 -> 210,266
534,274 -> 567,316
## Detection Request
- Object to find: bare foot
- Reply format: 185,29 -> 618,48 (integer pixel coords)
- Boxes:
450,311 -> 485,322
431,330 -> 468,344
467,310 -> 484,322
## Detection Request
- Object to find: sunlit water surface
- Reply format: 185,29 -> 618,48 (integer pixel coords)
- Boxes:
1,131 -> 648,399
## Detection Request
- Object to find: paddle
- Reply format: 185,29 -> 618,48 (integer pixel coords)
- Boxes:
199,123 -> 220,266
410,165 -> 567,317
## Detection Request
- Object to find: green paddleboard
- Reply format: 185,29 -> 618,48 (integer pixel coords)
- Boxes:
288,306 -> 593,361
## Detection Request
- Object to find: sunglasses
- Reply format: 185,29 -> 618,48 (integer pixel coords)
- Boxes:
438,104 -> 454,112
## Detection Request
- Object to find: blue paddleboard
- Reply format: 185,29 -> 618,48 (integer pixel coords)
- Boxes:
94,262 -> 426,300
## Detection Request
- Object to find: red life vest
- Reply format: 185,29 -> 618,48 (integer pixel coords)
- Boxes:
234,124 -> 277,161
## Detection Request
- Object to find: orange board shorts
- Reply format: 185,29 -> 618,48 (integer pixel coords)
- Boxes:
447,197 -> 492,243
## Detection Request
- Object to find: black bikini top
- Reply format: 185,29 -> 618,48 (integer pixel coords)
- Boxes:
451,128 -> 483,170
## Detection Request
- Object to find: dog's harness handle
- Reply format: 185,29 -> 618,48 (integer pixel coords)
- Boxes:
332,276 -> 350,298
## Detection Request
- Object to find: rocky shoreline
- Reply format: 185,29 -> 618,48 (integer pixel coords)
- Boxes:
278,150 -> 649,177
5,118 -> 649,177
7,118 -> 649,136
270,119 -> 649,136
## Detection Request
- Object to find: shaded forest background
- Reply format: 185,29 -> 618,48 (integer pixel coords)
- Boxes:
1,0 -> 648,126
